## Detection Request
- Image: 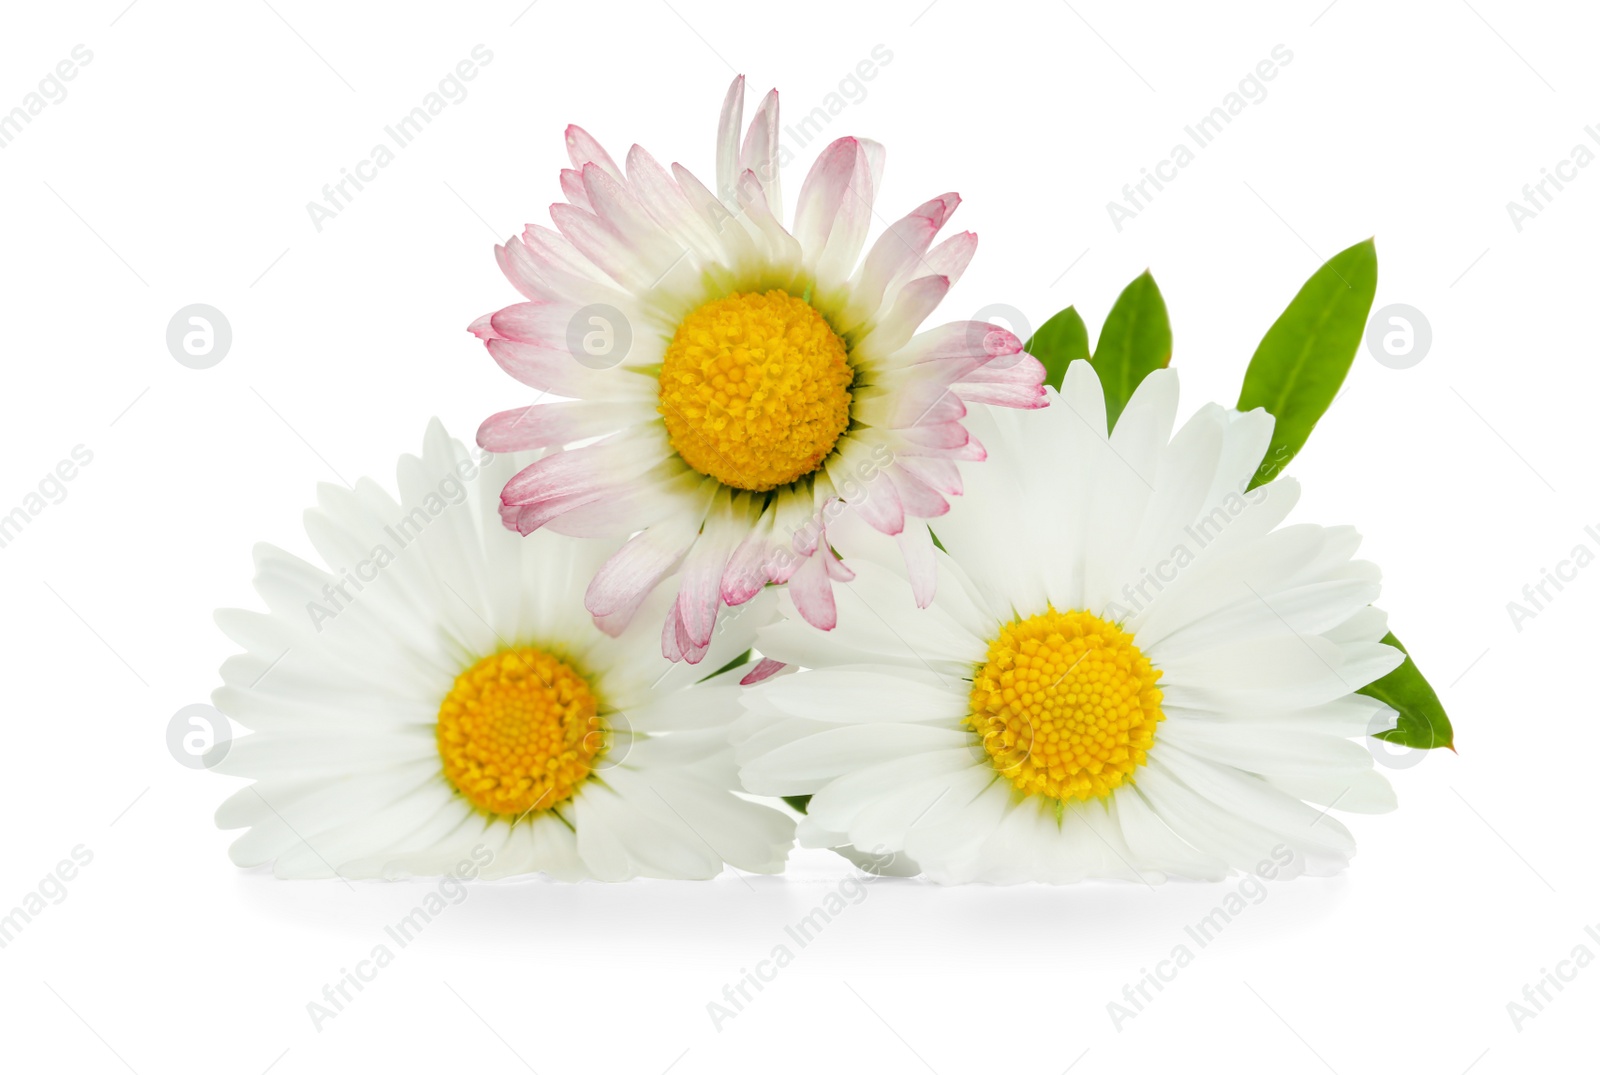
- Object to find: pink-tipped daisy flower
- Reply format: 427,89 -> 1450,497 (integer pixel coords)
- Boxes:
471,76 -> 1046,663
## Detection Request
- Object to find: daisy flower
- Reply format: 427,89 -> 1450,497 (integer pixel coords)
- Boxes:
736,363 -> 1404,884
212,421 -> 793,881
470,76 -> 1046,663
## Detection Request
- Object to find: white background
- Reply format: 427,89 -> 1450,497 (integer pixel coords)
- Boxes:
0,0 -> 1592,1071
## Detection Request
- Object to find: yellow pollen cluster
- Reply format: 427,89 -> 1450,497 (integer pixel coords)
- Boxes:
658,289 -> 853,492
967,609 -> 1164,803
436,647 -> 603,818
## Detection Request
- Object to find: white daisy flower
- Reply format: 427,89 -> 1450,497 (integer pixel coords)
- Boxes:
212,421 -> 793,881
471,75 -> 1046,664
736,363 -> 1404,884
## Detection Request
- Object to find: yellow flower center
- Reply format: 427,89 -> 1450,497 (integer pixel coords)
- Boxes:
967,609 -> 1164,802
436,647 -> 603,818
658,289 -> 853,492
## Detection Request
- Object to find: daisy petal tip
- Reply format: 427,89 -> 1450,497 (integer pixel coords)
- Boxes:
496,497 -> 534,536
476,409 -> 525,453
985,326 -> 1022,356
794,596 -> 837,632
588,609 -> 630,638
720,579 -> 766,607
661,610 -> 712,664
738,657 -> 787,686
815,135 -> 861,165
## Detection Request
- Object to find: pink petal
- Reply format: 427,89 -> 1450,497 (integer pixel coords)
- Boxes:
484,337 -> 601,398
949,435 -> 987,462
822,140 -> 882,284
495,238 -> 548,302
489,301 -> 574,346
661,601 -> 711,664
673,163 -> 758,263
467,312 -> 499,341
500,437 -> 652,507
921,231 -> 977,289
674,503 -> 741,648
858,274 -> 950,356
740,88 -> 783,216
581,162 -> 674,264
585,524 -> 698,618
495,225 -> 614,307
560,168 -> 592,211
953,353 -> 1049,409
960,348 -> 1047,385
546,469 -> 704,539
895,522 -> 938,608
626,145 -> 716,250
739,657 -> 786,685
565,124 -> 623,181
715,75 -> 745,202
501,489 -> 602,535
886,465 -> 950,518
895,454 -> 963,496
954,381 -> 1048,410
548,202 -> 665,293
525,223 -> 603,281
886,379 -> 966,427
722,514 -> 781,604
590,605 -> 638,638
854,193 -> 959,316
477,401 -> 628,452
842,468 -> 904,536
897,421 -> 970,451
787,545 -> 838,631
793,137 -> 876,281
899,321 -> 1023,368
734,168 -> 802,263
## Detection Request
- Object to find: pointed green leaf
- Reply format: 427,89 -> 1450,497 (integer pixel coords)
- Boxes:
1238,238 -> 1378,489
782,795 -> 812,814
1092,271 -> 1172,431
699,648 -> 751,682
1025,306 -> 1090,391
1363,632 -> 1454,750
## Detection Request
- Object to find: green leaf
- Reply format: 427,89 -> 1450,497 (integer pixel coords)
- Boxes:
1092,271 -> 1172,431
1025,306 -> 1090,392
782,795 -> 812,814
1362,632 -> 1454,750
699,648 -> 752,682
1238,238 -> 1378,489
